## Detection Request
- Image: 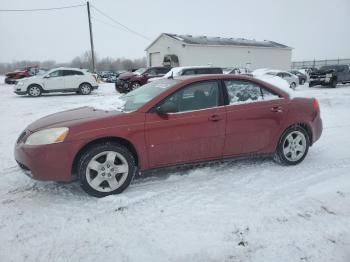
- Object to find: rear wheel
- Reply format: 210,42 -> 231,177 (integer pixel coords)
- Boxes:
27,84 -> 42,97
300,79 -> 305,85
79,83 -> 92,95
274,126 -> 310,165
290,82 -> 296,89
77,142 -> 136,197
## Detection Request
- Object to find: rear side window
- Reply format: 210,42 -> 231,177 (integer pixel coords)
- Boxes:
224,80 -> 280,105
63,70 -> 83,76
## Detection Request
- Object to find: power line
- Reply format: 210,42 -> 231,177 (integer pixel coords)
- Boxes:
0,4 -> 85,12
90,4 -> 151,41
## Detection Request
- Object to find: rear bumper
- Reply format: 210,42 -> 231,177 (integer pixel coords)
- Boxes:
92,85 -> 99,90
311,114 -> 323,144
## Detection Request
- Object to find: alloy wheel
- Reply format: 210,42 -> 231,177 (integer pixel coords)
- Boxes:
80,84 -> 91,95
282,131 -> 307,162
86,151 -> 129,192
29,86 -> 41,97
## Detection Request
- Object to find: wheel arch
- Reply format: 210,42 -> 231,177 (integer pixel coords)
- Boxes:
79,82 -> 92,88
71,136 -> 140,177
27,83 -> 43,90
277,122 -> 313,149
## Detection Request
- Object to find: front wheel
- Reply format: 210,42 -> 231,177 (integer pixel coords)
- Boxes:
300,79 -> 305,85
27,84 -> 42,97
79,83 -> 92,95
77,142 -> 136,197
131,82 -> 141,90
290,82 -> 296,89
330,79 -> 337,88
274,126 -> 310,165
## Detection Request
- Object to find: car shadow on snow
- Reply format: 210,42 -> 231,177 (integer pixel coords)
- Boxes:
8,156 -> 274,200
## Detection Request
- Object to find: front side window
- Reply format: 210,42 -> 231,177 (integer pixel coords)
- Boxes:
224,80 -> 280,105
120,79 -> 180,112
161,81 -> 220,112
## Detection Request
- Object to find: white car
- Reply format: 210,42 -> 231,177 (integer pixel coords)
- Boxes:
264,70 -> 299,89
14,67 -> 98,97
147,66 -> 223,83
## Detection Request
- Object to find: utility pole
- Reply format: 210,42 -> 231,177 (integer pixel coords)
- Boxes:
87,1 -> 95,72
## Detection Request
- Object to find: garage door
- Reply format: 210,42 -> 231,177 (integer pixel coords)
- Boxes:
150,52 -> 162,67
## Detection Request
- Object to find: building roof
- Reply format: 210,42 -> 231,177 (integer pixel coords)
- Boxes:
146,33 -> 292,50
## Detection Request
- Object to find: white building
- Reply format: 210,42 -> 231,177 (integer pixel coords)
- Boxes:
145,33 -> 292,70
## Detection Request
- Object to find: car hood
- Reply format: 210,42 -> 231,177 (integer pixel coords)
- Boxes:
27,106 -> 121,132
118,72 -> 136,80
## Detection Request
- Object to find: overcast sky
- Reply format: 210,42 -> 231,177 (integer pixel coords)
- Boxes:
0,0 -> 349,63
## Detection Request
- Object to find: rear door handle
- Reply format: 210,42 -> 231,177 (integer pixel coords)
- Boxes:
208,115 -> 223,122
271,106 -> 283,113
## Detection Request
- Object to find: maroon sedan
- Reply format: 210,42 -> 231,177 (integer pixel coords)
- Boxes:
15,75 -> 322,197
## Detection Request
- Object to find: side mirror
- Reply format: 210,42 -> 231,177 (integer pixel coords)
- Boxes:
156,101 -> 178,115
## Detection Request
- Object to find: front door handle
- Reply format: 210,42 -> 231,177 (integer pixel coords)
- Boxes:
208,115 -> 223,121
271,106 -> 283,113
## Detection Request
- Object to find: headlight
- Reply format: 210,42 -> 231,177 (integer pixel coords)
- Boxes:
25,127 -> 69,146
17,81 -> 24,86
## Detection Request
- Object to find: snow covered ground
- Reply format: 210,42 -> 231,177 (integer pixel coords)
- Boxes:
0,78 -> 350,262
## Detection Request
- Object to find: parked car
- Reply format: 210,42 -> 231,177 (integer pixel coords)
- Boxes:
223,67 -> 252,76
290,70 -> 307,85
15,74 -> 322,197
148,66 -> 223,83
5,66 -> 39,84
14,67 -> 98,97
265,70 -> 299,89
309,65 -> 350,88
115,67 -> 171,93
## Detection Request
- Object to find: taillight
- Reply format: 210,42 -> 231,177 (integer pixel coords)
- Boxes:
92,74 -> 97,81
313,99 -> 320,113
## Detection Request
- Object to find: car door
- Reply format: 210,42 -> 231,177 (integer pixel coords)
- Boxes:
43,70 -> 65,90
145,80 -> 226,168
63,70 -> 83,89
223,79 -> 288,156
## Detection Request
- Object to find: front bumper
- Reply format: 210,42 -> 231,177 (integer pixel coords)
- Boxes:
115,79 -> 131,93
14,131 -> 83,182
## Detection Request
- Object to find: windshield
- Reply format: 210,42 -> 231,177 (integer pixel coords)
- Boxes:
320,66 -> 336,71
133,68 -> 147,75
119,79 -> 180,112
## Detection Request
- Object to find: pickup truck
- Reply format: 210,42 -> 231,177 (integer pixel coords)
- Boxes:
309,64 -> 350,88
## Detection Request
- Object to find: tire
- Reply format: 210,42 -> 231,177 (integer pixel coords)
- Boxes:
27,84 -> 42,97
79,83 -> 92,95
330,79 -> 337,88
290,82 -> 296,89
77,142 -> 136,197
131,82 -> 141,90
274,126 -> 310,165
308,83 -> 314,88
300,79 -> 305,85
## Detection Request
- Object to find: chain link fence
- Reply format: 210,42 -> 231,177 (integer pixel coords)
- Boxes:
292,58 -> 350,70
